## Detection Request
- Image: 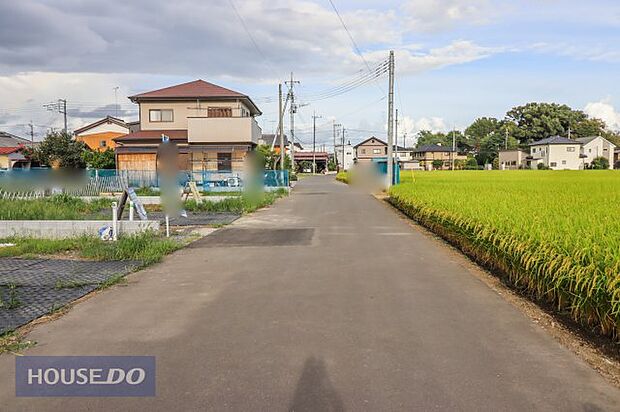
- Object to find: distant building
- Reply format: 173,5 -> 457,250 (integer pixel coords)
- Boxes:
411,144 -> 466,170
498,149 -> 528,170
0,132 -> 33,169
335,141 -> 355,170
354,137 -> 387,162
575,136 -> 616,169
526,136 -> 583,170
74,116 -> 133,151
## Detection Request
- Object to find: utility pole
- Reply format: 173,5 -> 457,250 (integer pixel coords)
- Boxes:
278,83 -> 285,170
285,73 -> 300,172
451,124 -> 456,171
505,128 -> 509,150
395,109 -> 399,162
312,111 -> 322,174
386,50 -> 395,188
44,99 -> 67,134
113,86 -> 120,118
333,122 -> 341,169
28,121 -> 34,145
341,127 -> 346,170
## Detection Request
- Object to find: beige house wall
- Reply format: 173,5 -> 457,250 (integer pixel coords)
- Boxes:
356,139 -> 387,161
581,137 -> 616,169
139,100 -> 252,131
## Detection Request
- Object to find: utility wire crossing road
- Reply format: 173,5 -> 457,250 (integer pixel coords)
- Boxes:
0,176 -> 618,410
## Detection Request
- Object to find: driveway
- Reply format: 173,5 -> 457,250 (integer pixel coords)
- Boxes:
0,175 -> 618,410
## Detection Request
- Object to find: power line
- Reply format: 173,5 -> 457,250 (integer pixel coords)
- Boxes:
228,0 -> 279,79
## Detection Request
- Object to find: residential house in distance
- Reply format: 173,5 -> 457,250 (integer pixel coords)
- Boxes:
114,79 -> 262,172
411,144 -> 466,170
615,148 -> 620,168
257,134 -> 303,155
354,137 -> 387,162
498,149 -> 529,170
335,141 -> 355,170
575,136 -> 616,169
0,131 -> 33,169
526,136 -> 582,170
74,116 -> 138,151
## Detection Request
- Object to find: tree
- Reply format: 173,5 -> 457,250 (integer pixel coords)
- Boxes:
33,130 -> 86,168
415,130 -> 449,147
505,102 -> 593,143
82,148 -> 116,169
465,117 -> 501,152
464,157 -> 479,170
590,156 -> 609,170
256,145 -> 278,169
432,159 -> 444,170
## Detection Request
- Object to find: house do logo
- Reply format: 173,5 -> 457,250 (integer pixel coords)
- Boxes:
15,356 -> 156,397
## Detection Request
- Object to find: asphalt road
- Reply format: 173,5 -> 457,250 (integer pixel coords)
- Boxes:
1,175 -> 618,410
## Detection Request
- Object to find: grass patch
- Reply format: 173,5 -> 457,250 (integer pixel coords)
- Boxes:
0,194 -> 112,220
0,284 -> 21,309
390,170 -> 620,340
335,171 -> 349,184
0,332 -> 36,355
0,232 -> 183,264
184,189 -> 288,214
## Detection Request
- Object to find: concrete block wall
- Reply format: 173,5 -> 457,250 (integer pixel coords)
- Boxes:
0,220 -> 160,239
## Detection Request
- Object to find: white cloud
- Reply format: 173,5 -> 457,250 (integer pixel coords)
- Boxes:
402,0 -> 496,32
363,41 -> 499,75
584,99 -> 620,130
531,43 -> 620,63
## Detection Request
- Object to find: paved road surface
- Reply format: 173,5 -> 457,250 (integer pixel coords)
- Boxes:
1,176 -> 618,411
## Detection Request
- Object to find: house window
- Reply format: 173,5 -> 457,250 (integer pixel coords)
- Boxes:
208,107 -> 232,118
562,160 -> 566,165
567,147 -> 575,152
532,148 -> 537,153
550,162 -> 557,167
373,149 -> 381,154
361,148 -> 366,154
217,152 -> 232,171
149,109 -> 173,122
99,140 -> 107,148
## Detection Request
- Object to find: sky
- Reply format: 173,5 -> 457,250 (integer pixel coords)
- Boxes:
1,0 -> 620,149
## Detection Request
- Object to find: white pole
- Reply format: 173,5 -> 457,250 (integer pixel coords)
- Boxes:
165,215 -> 170,238
111,201 -> 118,241
129,200 -> 134,221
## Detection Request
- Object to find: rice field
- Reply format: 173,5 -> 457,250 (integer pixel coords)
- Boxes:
389,170 -> 620,339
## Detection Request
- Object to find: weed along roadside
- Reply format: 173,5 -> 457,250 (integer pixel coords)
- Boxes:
387,170 -> 620,343
0,189 -> 288,351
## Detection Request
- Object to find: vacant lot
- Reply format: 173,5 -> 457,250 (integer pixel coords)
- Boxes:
390,170 -> 620,339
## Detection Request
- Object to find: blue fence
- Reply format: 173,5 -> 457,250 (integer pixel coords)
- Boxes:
0,168 -> 289,194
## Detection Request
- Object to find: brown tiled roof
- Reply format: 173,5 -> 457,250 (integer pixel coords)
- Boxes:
130,80 -> 245,100
113,129 -> 188,143
74,116 -> 129,135
129,80 -> 261,115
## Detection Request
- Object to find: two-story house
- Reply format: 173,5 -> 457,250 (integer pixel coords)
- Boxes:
114,79 -> 262,173
575,136 -> 616,169
411,144 -> 466,170
354,137 -> 387,162
74,116 -> 139,152
526,136 -> 583,170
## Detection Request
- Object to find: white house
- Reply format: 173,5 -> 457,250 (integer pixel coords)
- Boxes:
335,141 -> 355,171
575,136 -> 616,169
499,149 -> 528,170
527,136 -> 583,170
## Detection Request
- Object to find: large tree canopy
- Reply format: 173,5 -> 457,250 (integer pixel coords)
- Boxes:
504,102 -> 602,143
33,131 -> 86,168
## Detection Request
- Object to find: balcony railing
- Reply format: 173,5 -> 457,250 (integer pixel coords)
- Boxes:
187,116 -> 261,144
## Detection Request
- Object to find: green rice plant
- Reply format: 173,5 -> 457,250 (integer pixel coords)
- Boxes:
389,170 -> 620,339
